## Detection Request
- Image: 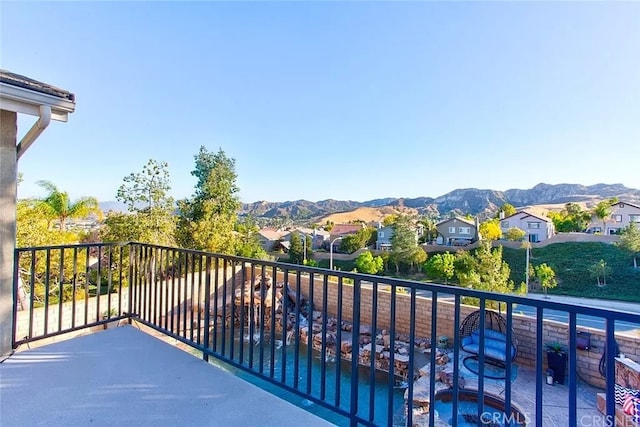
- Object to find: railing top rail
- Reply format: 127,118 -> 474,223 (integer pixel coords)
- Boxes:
15,242 -> 640,324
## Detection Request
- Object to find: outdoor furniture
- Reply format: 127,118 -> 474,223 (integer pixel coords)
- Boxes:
460,310 -> 517,377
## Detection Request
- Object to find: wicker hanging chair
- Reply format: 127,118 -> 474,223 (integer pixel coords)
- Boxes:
459,309 -> 518,362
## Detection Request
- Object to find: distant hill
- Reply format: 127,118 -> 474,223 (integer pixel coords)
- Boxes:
99,201 -> 128,213
240,183 -> 640,223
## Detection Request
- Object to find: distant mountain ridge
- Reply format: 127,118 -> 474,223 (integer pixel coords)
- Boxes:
239,183 -> 640,222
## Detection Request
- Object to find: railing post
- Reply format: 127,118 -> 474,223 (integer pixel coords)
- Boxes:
11,248 -> 20,349
127,243 -> 134,323
202,256 -> 212,362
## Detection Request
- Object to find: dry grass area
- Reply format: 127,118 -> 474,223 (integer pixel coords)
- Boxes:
519,202 -> 592,217
316,206 -> 418,225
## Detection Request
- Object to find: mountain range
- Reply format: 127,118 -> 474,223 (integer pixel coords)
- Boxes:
238,183 -> 640,222
99,183 -> 640,223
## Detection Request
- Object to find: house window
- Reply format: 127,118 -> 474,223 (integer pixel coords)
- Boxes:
501,221 -> 509,228
528,222 -> 541,229
529,234 -> 539,243
459,227 -> 470,234
449,226 -> 456,233
613,215 -> 622,222
630,215 -> 640,223
379,231 -> 385,238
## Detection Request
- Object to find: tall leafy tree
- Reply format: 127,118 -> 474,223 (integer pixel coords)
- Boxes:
455,241 -> 514,309
109,159 -> 176,246
117,159 -> 173,211
36,180 -> 101,231
423,252 -> 456,284
389,215 -> 419,273
288,232 -> 304,264
417,216 -> 438,244
177,147 -> 240,254
617,223 -> 640,268
534,263 -> 557,297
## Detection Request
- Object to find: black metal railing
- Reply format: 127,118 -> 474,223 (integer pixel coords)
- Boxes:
13,242 -> 640,427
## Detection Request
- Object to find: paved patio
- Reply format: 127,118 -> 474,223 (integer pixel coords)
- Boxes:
0,325 -> 333,427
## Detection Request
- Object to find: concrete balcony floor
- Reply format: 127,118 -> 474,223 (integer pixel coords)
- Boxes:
0,325 -> 333,427
0,323 -> 609,426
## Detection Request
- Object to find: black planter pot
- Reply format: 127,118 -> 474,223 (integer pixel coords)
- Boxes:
547,351 -> 567,384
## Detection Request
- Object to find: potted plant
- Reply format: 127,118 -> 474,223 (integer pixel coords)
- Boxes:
545,342 -> 567,384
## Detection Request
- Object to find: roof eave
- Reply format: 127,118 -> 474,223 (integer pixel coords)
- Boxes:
0,82 -> 76,122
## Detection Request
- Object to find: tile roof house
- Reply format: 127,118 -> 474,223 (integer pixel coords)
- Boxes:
435,216 -> 479,246
256,229 -> 287,251
499,210 -> 555,242
282,227 -> 330,250
586,201 -> 640,235
329,224 -> 364,239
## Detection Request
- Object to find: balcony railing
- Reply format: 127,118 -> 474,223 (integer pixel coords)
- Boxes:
12,242 -> 640,426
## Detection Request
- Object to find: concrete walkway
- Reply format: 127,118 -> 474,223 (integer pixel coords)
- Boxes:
0,326 -> 334,427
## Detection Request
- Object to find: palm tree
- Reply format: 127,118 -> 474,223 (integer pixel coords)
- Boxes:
592,198 -> 617,234
36,180 -> 102,231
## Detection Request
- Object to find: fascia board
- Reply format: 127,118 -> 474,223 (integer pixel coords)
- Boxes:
0,82 -> 75,121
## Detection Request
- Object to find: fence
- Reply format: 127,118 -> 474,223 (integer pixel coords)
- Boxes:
13,242 -> 640,426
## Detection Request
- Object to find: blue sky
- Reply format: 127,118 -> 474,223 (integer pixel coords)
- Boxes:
2,2 -> 639,204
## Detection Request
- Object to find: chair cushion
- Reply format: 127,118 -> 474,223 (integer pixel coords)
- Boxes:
462,330 -> 516,362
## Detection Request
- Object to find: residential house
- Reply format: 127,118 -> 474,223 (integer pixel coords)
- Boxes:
282,227 -> 330,250
375,225 -> 393,250
328,223 -> 365,251
435,216 -> 479,246
499,210 -> 554,243
375,222 -> 424,250
586,201 -> 640,235
256,229 -> 287,252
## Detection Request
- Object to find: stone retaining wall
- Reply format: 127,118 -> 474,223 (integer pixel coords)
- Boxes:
274,270 -> 639,388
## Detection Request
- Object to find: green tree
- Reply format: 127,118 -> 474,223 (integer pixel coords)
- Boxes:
36,180 -> 101,231
592,198 -> 618,234
417,216 -> 438,244
389,215 -> 418,273
110,159 -> 176,246
589,259 -> 611,286
16,199 -> 78,247
355,251 -> 384,274
235,216 -> 269,259
423,252 -> 456,284
455,241 -> 514,309
479,219 -> 502,241
505,227 -> 526,241
534,263 -> 557,298
288,232 -> 304,264
340,226 -> 377,253
562,202 -> 591,232
177,147 -> 241,254
617,223 -> 640,268
495,203 -> 517,219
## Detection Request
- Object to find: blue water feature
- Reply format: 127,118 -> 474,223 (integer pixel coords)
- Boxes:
209,332 -> 406,426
